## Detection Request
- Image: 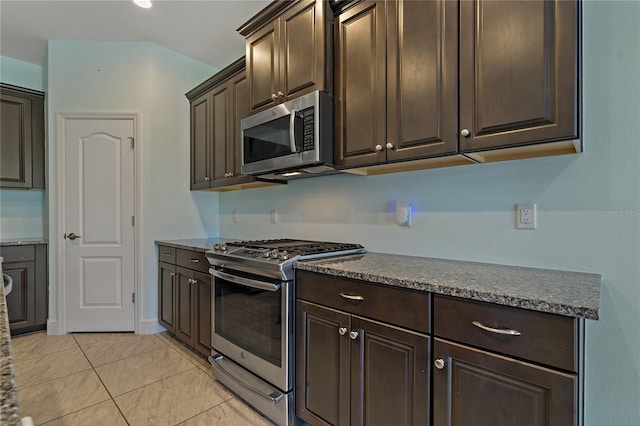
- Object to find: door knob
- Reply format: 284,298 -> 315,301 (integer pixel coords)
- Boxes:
434,358 -> 445,370
386,142 -> 395,150
349,331 -> 359,340
277,91 -> 284,98
338,327 -> 347,336
64,233 -> 81,240
374,145 -> 383,152
272,94 -> 278,100
460,128 -> 470,137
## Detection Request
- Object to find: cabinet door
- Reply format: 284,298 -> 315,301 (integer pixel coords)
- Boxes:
175,267 -> 195,345
433,338 -> 577,426
211,82 -> 231,182
386,0 -> 458,161
158,261 -> 176,334
1,93 -> 33,188
280,0 -> 326,100
193,270 -> 212,357
190,91 -> 212,189
4,261 -> 36,334
334,0 -> 387,169
296,300 -> 351,426
459,0 -> 578,152
247,22 -> 280,111
351,316 -> 430,426
229,71 -> 249,179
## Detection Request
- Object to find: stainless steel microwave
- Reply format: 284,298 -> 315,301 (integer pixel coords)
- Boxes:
241,91 -> 333,179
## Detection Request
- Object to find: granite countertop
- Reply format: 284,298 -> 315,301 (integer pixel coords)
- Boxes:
155,238 -> 232,253
295,252 -> 601,320
0,238 -> 48,247
1,268 -> 21,425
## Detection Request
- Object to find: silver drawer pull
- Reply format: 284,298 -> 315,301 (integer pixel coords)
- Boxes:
472,321 -> 522,336
163,253 -> 172,256
190,259 -> 200,263
340,293 -> 364,301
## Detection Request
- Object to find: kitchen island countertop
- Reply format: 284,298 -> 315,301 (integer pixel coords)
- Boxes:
295,252 -> 601,320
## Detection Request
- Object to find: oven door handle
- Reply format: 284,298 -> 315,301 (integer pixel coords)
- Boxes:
208,355 -> 285,405
210,269 -> 282,292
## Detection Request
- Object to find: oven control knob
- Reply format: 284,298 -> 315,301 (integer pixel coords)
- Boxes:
262,249 -> 271,258
220,245 -> 228,252
278,251 -> 289,260
270,249 -> 279,259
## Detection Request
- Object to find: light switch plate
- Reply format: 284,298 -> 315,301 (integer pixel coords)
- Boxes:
396,201 -> 412,226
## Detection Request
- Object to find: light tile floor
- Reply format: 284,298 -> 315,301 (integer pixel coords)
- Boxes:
11,331 -> 273,426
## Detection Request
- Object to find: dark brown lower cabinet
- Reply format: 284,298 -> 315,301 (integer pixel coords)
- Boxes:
1,244 -> 48,335
296,300 -> 429,426
157,245 -> 211,357
433,338 -> 577,426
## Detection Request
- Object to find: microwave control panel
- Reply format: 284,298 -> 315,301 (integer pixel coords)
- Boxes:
302,107 -> 314,151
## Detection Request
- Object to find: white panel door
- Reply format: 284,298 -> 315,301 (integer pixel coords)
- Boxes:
64,118 -> 135,331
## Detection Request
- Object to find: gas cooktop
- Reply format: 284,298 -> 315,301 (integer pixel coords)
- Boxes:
206,238 -> 365,278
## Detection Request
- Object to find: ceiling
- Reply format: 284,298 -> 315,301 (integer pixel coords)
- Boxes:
0,0 -> 271,69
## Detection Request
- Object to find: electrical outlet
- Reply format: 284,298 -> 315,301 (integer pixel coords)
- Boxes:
232,210 -> 238,223
516,203 -> 537,229
270,209 -> 278,224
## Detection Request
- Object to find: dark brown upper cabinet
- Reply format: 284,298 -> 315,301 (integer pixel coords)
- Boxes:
239,0 -> 332,112
459,0 -> 579,158
1,83 -> 45,189
186,58 -> 281,192
334,0 -> 468,173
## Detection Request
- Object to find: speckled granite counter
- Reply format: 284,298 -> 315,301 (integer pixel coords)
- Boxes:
1,266 -> 21,425
296,253 -> 601,320
0,238 -> 48,247
155,238 -> 231,253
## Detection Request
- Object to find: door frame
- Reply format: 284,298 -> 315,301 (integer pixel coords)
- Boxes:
55,112 -> 141,334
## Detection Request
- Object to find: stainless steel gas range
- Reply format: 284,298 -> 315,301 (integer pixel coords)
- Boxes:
205,239 -> 364,426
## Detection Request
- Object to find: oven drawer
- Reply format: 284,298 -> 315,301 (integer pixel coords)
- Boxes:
158,245 -> 176,264
296,270 -> 430,334
433,295 -> 578,372
176,249 -> 209,273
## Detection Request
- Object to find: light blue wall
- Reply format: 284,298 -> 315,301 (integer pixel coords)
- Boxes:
0,56 -> 45,240
46,41 -> 218,321
219,2 -> 640,424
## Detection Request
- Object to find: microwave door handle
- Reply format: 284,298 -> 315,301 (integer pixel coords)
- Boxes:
289,109 -> 297,153
210,269 -> 281,292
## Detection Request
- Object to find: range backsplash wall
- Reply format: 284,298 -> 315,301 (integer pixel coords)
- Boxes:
219,2 -> 640,424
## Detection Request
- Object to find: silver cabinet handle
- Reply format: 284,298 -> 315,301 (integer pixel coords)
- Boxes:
191,278 -> 198,285
170,272 -> 176,277
460,128 -> 470,137
338,327 -> 347,336
209,355 -> 284,405
190,259 -> 200,263
340,293 -> 364,301
386,142 -> 395,149
434,358 -> 445,370
271,93 -> 277,100
187,278 -> 193,284
163,252 -> 172,257
204,176 -> 211,181
472,321 -> 522,336
349,331 -> 359,340
277,90 -> 284,98
64,233 -> 81,240
374,144 -> 383,152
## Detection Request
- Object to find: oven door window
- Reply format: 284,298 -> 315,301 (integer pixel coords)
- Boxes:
214,276 -> 282,367
243,113 -> 304,164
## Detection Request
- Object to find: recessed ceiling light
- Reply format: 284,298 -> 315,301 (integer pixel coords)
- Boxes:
133,0 -> 152,8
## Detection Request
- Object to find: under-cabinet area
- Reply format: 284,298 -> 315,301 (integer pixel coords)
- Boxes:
0,242 -> 48,335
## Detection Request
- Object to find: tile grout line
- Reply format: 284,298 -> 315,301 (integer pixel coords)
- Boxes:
72,334 -> 132,426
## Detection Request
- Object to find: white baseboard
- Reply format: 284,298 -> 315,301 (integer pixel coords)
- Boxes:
138,319 -> 166,335
47,320 -> 62,335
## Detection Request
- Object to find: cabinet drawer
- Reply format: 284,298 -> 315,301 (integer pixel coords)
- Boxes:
176,249 -> 209,273
433,295 -> 578,372
296,270 -> 430,333
158,246 -> 176,264
0,245 -> 36,262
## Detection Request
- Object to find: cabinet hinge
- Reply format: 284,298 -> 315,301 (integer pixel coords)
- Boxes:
132,293 -> 135,303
